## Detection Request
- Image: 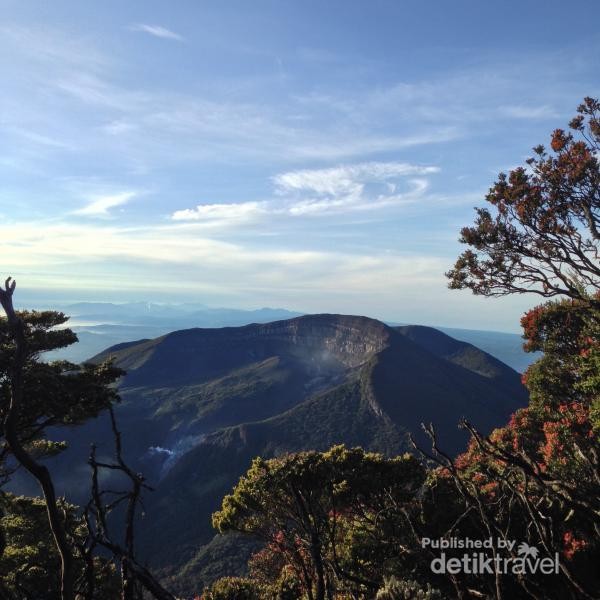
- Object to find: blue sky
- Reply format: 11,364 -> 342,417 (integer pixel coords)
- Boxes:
1,0 -> 599,331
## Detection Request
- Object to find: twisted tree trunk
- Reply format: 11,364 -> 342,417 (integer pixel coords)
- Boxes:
0,278 -> 75,600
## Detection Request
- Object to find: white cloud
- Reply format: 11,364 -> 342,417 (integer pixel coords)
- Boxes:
0,220 -> 445,293
130,24 -> 184,42
74,191 -> 138,216
0,218 -> 534,331
273,162 -> 439,196
171,161 -> 440,223
172,201 -> 267,222
287,198 -> 349,216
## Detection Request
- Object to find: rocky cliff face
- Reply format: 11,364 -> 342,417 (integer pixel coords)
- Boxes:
96,314 -> 392,386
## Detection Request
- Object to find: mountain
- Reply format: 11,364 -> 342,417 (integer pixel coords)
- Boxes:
58,301 -> 301,328
17,314 -> 527,594
41,301 -> 536,372
436,326 -> 539,373
394,325 -> 529,390
42,303 -> 302,364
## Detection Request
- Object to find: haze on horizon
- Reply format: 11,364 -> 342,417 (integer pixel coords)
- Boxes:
2,0 -> 599,332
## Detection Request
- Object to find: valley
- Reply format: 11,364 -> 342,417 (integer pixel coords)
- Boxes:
16,313 -> 528,594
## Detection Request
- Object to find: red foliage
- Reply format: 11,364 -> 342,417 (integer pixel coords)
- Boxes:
550,129 -> 568,152
542,421 -> 565,464
563,531 -> 588,561
508,409 -> 531,451
520,305 -> 548,352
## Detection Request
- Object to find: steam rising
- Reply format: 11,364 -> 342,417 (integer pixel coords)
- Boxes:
146,434 -> 205,478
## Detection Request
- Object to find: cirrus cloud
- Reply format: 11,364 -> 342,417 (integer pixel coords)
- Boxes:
171,161 -> 440,223
129,24 -> 184,42
172,201 -> 267,222
73,191 -> 138,216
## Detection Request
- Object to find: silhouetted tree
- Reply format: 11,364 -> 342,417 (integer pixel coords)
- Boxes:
84,405 -> 176,600
0,278 -> 176,600
437,99 -> 600,599
0,278 -> 121,600
447,97 -> 600,303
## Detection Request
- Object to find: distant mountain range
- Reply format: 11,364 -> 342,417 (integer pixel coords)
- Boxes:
43,302 -> 302,363
19,313 -> 528,595
43,301 -> 537,372
435,326 -> 538,374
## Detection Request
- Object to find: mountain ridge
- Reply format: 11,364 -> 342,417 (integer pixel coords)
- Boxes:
83,314 -> 528,583
14,313 -> 528,594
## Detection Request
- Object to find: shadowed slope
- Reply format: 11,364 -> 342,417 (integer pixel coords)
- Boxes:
16,314 -> 527,593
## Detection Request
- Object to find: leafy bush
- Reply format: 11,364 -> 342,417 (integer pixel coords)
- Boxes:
201,576 -> 264,600
375,577 -> 442,600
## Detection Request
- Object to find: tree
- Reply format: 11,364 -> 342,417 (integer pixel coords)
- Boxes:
0,278 -> 122,600
84,405 -> 177,600
212,445 -> 425,600
0,493 -> 120,599
435,98 -> 600,599
446,97 -> 600,303
375,577 -> 442,600
0,278 -> 177,600
199,576 -> 265,600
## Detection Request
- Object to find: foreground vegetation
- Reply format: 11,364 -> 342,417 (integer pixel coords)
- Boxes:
1,99 -> 599,599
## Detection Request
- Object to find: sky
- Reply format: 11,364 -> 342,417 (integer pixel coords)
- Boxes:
1,0 -> 599,332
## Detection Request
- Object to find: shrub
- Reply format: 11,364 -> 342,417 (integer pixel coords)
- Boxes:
201,576 -> 264,600
375,577 -> 442,600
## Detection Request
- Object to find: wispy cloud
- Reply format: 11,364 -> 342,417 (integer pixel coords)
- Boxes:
0,216 -> 533,330
0,24 -> 110,71
498,104 -> 559,120
74,191 -> 138,216
0,26 -> 460,166
171,161 -> 440,223
130,24 -> 184,42
273,162 -> 439,196
10,22 -> 571,174
1,21 -> 592,180
0,219 -> 445,289
8,127 -> 72,150
102,120 -> 138,135
172,201 -> 267,222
